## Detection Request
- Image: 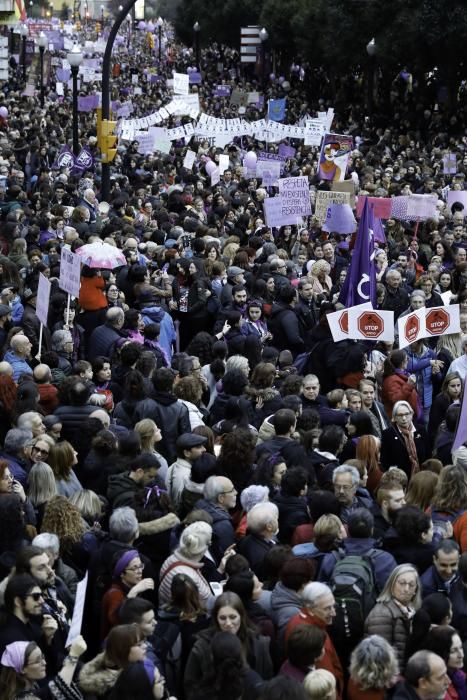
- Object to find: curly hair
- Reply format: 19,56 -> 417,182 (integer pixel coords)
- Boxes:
174,375 -> 203,404
216,428 -> 256,487
41,495 -> 85,554
0,375 -> 17,414
349,635 -> 399,691
185,332 -> 215,367
432,464 -> 467,512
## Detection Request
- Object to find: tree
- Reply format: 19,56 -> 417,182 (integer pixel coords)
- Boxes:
174,0 -> 262,47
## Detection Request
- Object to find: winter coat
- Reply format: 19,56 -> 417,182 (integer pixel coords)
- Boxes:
318,537 -> 396,592
382,372 -> 419,418
133,392 -> 191,463
273,492 -> 310,543
158,550 -> 214,608
53,403 -> 96,445
22,302 -> 51,355
237,534 -> 277,580
428,392 -> 453,442
270,582 -> 302,640
267,302 -> 305,355
244,387 -> 283,429
87,322 -> 126,358
380,423 -> 429,477
3,350 -> 33,382
406,346 -> 437,410
194,498 -> 235,559
78,652 -> 121,697
184,627 -> 273,698
180,399 -> 205,430
141,306 -> 176,362
364,599 -> 412,671
420,564 -> 459,597
450,577 -> 467,641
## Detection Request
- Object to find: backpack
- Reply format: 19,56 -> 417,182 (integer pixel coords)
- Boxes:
329,549 -> 378,649
430,508 -> 466,540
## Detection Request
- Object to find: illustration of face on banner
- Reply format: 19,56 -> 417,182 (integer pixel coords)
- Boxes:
318,133 -> 353,182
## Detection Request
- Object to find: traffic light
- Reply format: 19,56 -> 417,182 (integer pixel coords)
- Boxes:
101,119 -> 117,163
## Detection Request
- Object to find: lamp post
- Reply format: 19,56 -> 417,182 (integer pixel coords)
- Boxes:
259,27 -> 268,90
100,3 -> 104,26
67,43 -> 83,155
37,31 -> 47,107
193,21 -> 200,69
366,37 -> 377,115
20,23 -> 28,83
49,1 -> 53,17
157,16 -> 163,62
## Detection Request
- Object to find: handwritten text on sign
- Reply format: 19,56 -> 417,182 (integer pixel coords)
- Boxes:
278,176 -> 312,217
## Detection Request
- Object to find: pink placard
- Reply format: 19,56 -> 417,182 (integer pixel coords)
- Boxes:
356,196 -> 392,219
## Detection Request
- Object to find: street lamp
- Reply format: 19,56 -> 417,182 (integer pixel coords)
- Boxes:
157,16 -> 163,62
100,3 -> 104,26
366,37 -> 377,115
259,27 -> 268,89
67,43 -> 83,155
37,31 -> 47,108
49,1 -> 53,17
20,23 -> 28,83
193,21 -> 200,69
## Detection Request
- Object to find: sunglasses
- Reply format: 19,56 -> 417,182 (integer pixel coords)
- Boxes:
27,592 -> 44,602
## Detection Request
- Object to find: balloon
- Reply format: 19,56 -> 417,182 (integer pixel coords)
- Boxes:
146,20 -> 155,32
244,151 -> 257,169
205,160 -> 217,175
282,81 -> 291,91
278,76 -> 285,84
138,20 -> 147,30
269,73 -> 275,81
0,107 -> 8,119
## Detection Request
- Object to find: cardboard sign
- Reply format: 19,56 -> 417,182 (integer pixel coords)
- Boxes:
398,309 -> 425,349
347,307 -> 394,342
327,303 -> 372,342
59,248 -> 81,298
315,190 -> 351,223
278,176 -> 312,217
183,149 -> 196,170
36,273 -> 51,327
173,72 -> 189,96
421,305 -> 460,339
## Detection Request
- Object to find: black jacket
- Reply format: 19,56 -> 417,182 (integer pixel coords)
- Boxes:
133,392 -> 191,463
237,534 -> 277,579
380,424 -> 429,477
267,302 -> 305,355
273,492 -> 310,543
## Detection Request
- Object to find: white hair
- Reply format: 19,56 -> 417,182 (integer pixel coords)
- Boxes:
453,446 -> 467,470
246,502 -> 278,535
240,485 -> 269,512
32,532 -> 60,555
302,582 -> 332,608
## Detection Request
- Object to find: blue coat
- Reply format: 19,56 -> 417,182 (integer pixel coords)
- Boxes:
318,537 -> 397,593
142,306 -> 176,361
406,346 -> 437,409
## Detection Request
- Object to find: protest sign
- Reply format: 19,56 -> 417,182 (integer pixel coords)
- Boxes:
183,149 -> 196,170
356,196 -> 392,219
327,303 -> 373,342
230,89 -> 248,107
263,197 -> 293,227
66,573 -> 88,646
173,72 -> 189,96
256,160 -> 281,186
278,144 -> 296,159
211,168 -> 220,186
421,305 -> 460,339
214,85 -> 231,97
303,119 -> 326,147
443,153 -> 457,175
36,273 -> 51,327
218,154 -> 230,174
278,176 -> 312,217
347,307 -> 394,342
59,248 -> 81,297
314,191 -> 351,223
318,133 -> 353,181
331,180 -> 356,207
398,309 -> 426,349
447,190 -> 467,210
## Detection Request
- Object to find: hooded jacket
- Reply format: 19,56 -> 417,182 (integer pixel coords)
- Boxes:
267,301 -> 305,355
142,306 -> 176,361
318,537 -> 397,592
270,582 -> 302,638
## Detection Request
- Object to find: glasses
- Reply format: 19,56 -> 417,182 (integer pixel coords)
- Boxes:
27,592 -> 44,602
25,653 -> 45,667
1,472 -> 13,481
335,484 -> 355,492
125,564 -> 144,573
395,412 -> 412,418
222,488 -> 237,495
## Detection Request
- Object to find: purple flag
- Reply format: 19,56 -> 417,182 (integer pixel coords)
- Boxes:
453,389 -> 467,452
72,146 -> 94,174
338,198 -> 376,307
189,71 -> 202,84
373,216 -> 386,245
213,85 -> 230,97
53,145 -> 75,170
56,68 -> 70,82
78,96 -> 96,112
278,144 -> 296,159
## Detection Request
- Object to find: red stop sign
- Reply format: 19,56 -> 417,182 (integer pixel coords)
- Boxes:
425,308 -> 450,335
338,310 -> 349,333
357,311 -> 384,338
404,314 -> 420,344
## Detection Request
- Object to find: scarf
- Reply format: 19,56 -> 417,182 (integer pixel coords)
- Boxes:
397,422 -> 420,476
449,669 -> 467,700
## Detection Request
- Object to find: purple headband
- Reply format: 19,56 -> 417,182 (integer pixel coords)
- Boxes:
113,549 -> 140,578
1,641 -> 30,673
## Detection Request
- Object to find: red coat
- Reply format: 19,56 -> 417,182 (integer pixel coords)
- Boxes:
382,373 -> 418,419
285,609 -> 343,700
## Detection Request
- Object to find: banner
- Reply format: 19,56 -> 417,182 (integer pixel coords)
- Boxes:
347,307 -> 395,342
72,146 -> 94,174
318,133 -> 353,182
356,196 -> 392,219
53,145 -> 75,169
173,72 -> 189,95
256,160 -> 281,186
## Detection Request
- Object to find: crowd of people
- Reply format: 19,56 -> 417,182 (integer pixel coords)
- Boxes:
0,13 -> 467,700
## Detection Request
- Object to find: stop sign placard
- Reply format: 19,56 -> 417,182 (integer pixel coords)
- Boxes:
338,310 -> 349,333
425,308 -> 450,336
404,314 -> 421,345
357,311 -> 385,339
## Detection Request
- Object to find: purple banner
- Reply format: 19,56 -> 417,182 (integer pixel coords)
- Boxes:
53,145 -> 75,170
72,146 -> 94,174
56,68 -> 70,82
189,71 -> 202,84
213,85 -> 231,97
78,95 -> 99,112
278,144 -> 296,159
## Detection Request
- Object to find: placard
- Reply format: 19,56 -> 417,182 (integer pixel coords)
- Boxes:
398,309 -> 426,349
278,176 -> 312,217
59,248 -> 81,297
173,72 -> 189,96
36,273 -> 51,327
327,303 -> 372,342
66,573 -> 88,646
315,191 -> 351,223
347,307 -> 394,342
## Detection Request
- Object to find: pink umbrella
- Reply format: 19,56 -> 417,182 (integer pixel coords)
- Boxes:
75,241 -> 126,269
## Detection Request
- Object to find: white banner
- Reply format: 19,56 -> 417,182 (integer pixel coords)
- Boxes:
36,273 -> 51,327
173,72 -> 189,96
59,248 -> 81,298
